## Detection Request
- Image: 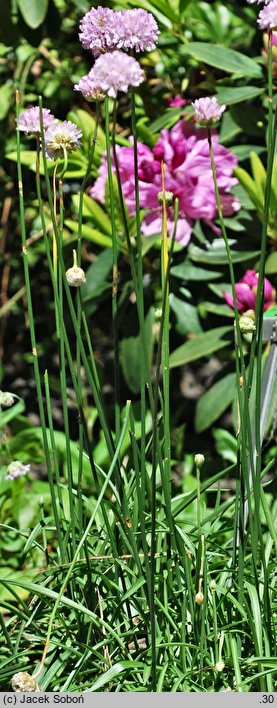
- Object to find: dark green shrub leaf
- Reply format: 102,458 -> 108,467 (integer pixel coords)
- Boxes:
181,42 -> 262,78
169,326 -> 232,368
195,373 -> 236,432
17,0 -> 49,28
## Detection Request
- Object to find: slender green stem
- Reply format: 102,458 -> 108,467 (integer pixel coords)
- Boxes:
105,98 -> 120,444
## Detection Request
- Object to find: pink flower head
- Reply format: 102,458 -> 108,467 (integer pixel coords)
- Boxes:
79,6 -> 159,56
224,270 -> 276,313
79,6 -> 120,55
44,120 -> 82,160
116,9 -> 159,52
168,95 -> 186,108
258,0 -> 277,29
192,97 -> 226,126
91,51 -> 144,98
16,107 -> 55,135
6,461 -> 30,481
91,119 -> 239,247
74,72 -> 106,101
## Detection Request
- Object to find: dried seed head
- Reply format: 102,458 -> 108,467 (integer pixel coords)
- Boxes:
66,250 -> 86,287
11,672 -> 40,692
195,591 -> 204,605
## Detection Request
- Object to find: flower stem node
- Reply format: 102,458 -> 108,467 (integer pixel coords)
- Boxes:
11,672 -> 40,692
157,190 -> 174,206
66,249 -> 86,288
195,591 -> 204,605
194,453 -> 205,469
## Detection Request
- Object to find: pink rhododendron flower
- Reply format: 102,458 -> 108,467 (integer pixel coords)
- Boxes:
224,270 -> 276,313
167,95 -> 186,108
91,119 -> 239,246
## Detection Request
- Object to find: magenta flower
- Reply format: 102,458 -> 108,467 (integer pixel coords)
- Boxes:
192,97 -> 226,127
224,270 -> 276,313
168,95 -> 186,108
44,121 -> 82,160
258,0 -> 277,29
74,72 -> 106,102
91,119 -> 239,246
16,107 -> 55,135
79,6 -> 159,56
90,51 -> 144,98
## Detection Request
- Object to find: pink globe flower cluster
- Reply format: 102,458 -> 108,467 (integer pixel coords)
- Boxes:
75,6 -> 159,101
247,0 -> 277,30
224,270 -> 276,314
16,106 -> 82,161
91,119 -> 239,246
192,97 -> 226,126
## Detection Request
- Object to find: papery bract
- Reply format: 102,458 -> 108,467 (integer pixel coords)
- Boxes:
44,121 -> 82,160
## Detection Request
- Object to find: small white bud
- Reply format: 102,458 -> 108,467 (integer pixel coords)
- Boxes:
11,672 -> 40,692
0,391 -> 14,407
66,249 -> 86,287
157,190 -> 174,206
215,660 -> 225,672
239,314 -> 256,333
194,453 -> 205,469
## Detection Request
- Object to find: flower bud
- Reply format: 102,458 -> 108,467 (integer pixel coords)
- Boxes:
0,391 -> 14,407
215,660 -> 225,672
157,190 -> 174,206
11,672 -> 40,692
194,453 -> 205,469
66,249 -> 86,287
239,314 -> 256,333
195,591 -> 204,605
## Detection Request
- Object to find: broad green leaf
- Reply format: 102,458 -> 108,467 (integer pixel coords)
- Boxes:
265,251 -> 277,274
72,194 -> 112,236
67,108 -> 106,153
195,373 -> 236,432
81,249 -> 113,314
65,219 -> 112,249
180,43 -> 262,78
231,144 -> 266,161
6,150 -> 88,178
213,428 -> 237,464
169,294 -> 202,335
250,152 -> 266,204
234,166 -> 264,211
171,260 -> 222,281
17,0 -> 49,28
120,307 -> 154,393
169,326 -> 232,368
216,85 -> 263,106
0,84 -> 13,120
188,239 -> 260,265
